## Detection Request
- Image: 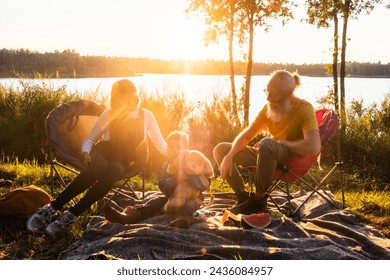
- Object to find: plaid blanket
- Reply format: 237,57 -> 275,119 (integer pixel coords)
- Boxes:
59,191 -> 390,260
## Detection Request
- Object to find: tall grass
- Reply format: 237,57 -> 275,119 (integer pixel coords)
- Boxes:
139,85 -> 194,136
0,79 -> 389,188
0,80 -> 78,162
341,189 -> 390,215
187,94 -> 242,161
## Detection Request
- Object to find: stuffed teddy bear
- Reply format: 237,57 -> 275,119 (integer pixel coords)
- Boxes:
163,149 -> 214,214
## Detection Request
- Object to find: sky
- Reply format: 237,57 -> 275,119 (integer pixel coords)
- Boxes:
1,0 -> 390,64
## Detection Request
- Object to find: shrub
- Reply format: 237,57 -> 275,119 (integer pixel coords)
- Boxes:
138,85 -> 195,172
187,94 -> 242,163
342,93 -> 390,188
0,80 -> 79,162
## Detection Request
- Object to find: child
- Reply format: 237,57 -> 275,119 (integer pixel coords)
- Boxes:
104,130 -> 210,224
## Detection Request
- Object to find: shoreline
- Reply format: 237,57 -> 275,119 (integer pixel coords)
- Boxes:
1,73 -> 389,79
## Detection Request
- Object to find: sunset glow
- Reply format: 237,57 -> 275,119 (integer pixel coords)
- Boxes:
1,0 -> 389,63
164,21 -> 208,61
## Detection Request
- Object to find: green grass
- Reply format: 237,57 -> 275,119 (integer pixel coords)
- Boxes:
342,190 -> 390,214
336,189 -> 390,238
0,159 -> 389,259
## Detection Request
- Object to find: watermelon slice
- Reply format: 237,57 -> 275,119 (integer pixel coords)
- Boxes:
241,212 -> 272,229
221,209 -> 242,227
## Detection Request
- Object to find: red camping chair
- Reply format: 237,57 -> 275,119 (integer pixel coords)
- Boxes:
241,109 -> 345,217
45,100 -> 148,211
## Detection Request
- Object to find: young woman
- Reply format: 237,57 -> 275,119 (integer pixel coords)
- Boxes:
27,79 -> 168,237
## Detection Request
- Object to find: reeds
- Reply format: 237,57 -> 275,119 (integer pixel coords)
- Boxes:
1,79 -> 389,187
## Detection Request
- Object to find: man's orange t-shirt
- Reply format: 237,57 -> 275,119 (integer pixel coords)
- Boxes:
251,98 -> 319,141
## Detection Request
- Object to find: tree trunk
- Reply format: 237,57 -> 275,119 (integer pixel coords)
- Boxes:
340,0 -> 350,132
332,5 -> 339,114
244,11 -> 254,127
228,12 -> 241,128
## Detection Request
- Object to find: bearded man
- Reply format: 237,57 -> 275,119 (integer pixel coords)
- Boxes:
213,70 -> 321,215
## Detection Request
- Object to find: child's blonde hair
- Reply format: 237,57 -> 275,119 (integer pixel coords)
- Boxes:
166,130 -> 189,148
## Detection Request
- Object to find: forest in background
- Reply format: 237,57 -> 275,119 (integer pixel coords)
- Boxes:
1,48 -> 390,78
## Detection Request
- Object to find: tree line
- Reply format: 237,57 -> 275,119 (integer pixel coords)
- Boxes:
0,49 -> 136,78
1,48 -> 389,79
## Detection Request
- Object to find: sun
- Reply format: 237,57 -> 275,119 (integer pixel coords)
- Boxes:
164,16 -> 211,61
174,33 -> 203,60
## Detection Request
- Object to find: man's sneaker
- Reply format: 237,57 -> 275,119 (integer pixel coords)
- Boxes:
45,210 -> 77,237
26,203 -> 56,232
233,191 -> 249,206
229,194 -> 268,215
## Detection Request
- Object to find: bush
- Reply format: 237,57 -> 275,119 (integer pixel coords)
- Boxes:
0,80 -> 79,162
187,94 -> 241,163
138,86 -> 195,172
342,93 -> 390,188
139,85 -> 194,137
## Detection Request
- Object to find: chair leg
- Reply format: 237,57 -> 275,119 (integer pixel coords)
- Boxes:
291,164 -> 343,216
97,174 -> 146,215
267,179 -> 292,216
50,149 -> 55,196
268,192 -> 286,215
284,174 -> 292,216
296,173 -> 340,206
52,164 -> 68,189
336,129 -> 346,208
142,170 -> 145,199
337,162 -> 346,208
97,189 -> 121,215
122,178 -> 140,200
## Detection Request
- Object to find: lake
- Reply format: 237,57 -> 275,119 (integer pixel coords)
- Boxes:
2,74 -> 390,122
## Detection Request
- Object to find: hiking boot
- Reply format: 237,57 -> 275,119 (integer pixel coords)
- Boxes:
232,191 -> 249,207
229,193 -> 268,215
104,205 -> 142,225
45,210 -> 77,237
26,203 -> 56,232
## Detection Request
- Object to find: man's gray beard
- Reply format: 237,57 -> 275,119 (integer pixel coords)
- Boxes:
266,100 -> 293,123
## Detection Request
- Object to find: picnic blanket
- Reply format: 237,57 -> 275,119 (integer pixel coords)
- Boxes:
59,191 -> 390,260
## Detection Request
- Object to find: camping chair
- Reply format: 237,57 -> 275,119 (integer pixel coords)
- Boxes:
44,100 -> 147,212
240,108 -> 345,217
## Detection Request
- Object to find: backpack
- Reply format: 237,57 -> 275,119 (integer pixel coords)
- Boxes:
0,185 -> 52,219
